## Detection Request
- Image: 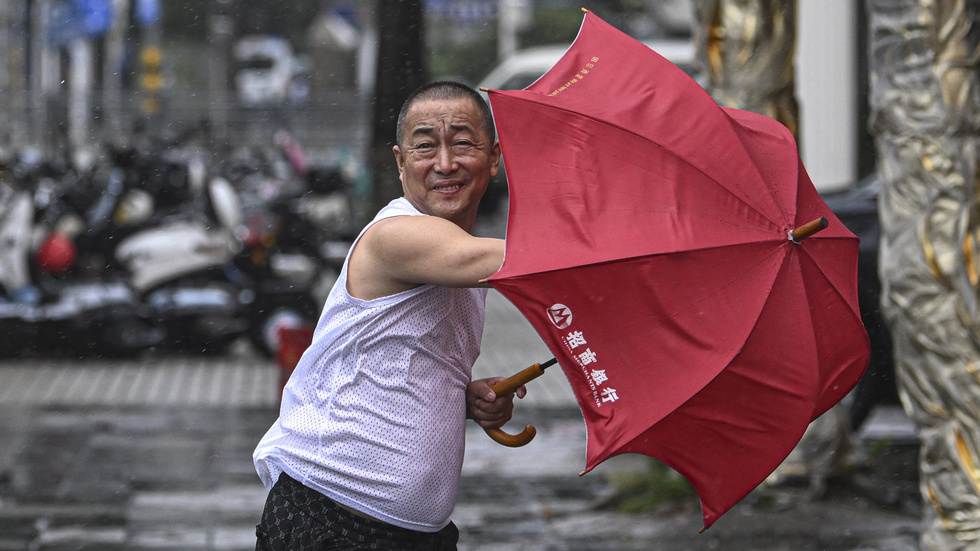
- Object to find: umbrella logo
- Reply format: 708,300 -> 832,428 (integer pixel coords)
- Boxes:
547,304 -> 573,329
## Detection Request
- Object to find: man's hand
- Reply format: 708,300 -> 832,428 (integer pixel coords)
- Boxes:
466,377 -> 527,430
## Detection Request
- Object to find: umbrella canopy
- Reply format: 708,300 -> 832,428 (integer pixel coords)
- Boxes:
484,11 -> 870,529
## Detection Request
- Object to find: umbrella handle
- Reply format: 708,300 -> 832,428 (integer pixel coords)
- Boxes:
483,362 -> 548,448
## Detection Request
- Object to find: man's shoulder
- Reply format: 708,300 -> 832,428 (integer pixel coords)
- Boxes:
365,215 -> 460,251
376,197 -> 423,219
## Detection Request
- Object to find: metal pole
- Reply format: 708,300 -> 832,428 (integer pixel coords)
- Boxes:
68,38 -> 94,159
208,0 -> 234,145
30,0 -> 49,153
6,0 -> 29,150
103,0 -> 130,146
0,0 -> 11,150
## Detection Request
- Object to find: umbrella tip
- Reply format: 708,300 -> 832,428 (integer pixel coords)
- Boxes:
789,217 -> 829,243
479,87 -> 489,92
581,7 -> 589,12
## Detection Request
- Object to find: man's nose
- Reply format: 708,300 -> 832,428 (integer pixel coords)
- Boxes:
435,145 -> 457,173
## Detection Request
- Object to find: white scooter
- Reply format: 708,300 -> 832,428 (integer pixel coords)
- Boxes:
90,158 -> 251,354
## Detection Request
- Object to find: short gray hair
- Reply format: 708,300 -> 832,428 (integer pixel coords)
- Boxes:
395,81 -> 495,147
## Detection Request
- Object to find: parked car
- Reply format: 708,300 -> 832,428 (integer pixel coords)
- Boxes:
820,173 -> 898,429
477,38 -> 699,214
234,35 -> 297,107
479,39 -> 699,92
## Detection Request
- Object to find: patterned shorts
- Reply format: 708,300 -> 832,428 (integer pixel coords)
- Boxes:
255,473 -> 459,551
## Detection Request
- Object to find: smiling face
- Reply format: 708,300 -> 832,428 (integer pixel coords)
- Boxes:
393,96 -> 500,231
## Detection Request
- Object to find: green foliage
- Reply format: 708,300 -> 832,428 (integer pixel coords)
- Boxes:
517,7 -> 584,48
161,0 -> 207,40
607,458 -> 698,514
161,0 -> 321,44
865,437 -> 894,458
426,21 -> 498,85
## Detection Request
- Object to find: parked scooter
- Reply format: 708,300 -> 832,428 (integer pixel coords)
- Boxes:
0,154 -> 164,358
222,135 -> 355,356
0,135 -> 356,358
69,147 -> 251,354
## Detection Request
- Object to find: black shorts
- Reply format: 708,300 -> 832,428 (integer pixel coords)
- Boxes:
255,473 -> 459,551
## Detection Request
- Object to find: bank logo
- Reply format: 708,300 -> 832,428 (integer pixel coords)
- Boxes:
547,304 -> 573,329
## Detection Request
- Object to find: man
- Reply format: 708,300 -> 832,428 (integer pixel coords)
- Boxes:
253,81 -> 523,550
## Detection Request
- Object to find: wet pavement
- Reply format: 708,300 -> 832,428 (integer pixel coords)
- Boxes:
0,291 -> 923,550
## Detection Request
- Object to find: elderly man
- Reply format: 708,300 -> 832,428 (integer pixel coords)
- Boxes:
253,81 -> 522,550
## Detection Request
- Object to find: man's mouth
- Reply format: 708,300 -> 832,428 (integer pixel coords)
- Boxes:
433,183 -> 463,192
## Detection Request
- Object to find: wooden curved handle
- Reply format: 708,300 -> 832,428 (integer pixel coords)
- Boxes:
482,362 -> 549,447
484,425 -> 537,447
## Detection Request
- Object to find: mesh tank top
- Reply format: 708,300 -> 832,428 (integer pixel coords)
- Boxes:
253,197 -> 488,532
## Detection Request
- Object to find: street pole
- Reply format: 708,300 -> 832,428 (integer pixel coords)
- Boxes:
68,37 -> 95,161
104,0 -> 130,146
368,0 -> 426,223
0,1 -> 10,150
498,0 -> 530,63
208,0 -> 234,146
30,0 -> 49,154
6,0 -> 30,150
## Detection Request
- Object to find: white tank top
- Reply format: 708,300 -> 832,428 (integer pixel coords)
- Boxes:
253,197 -> 488,532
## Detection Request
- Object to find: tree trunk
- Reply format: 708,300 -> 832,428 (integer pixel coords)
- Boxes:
692,0 -> 799,137
867,1 -> 980,548
368,0 -> 427,223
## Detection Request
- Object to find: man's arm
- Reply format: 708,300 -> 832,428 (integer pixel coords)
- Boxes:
347,214 -> 505,301
347,212 -> 522,425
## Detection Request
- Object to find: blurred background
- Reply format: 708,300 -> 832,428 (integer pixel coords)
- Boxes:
0,0 -> 873,197
0,0 -> 890,422
0,3 -> 930,549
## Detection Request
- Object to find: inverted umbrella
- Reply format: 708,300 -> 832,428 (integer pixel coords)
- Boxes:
482,11 -> 870,530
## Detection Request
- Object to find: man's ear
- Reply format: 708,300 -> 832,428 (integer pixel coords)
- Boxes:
392,145 -> 405,181
489,141 -> 501,178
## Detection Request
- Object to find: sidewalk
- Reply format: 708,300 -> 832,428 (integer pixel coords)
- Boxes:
0,291 -> 922,550
0,292 -> 559,410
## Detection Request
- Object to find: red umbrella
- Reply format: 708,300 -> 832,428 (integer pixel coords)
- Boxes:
482,11 -> 870,530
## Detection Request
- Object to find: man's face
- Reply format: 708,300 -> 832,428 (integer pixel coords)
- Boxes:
393,97 -> 500,230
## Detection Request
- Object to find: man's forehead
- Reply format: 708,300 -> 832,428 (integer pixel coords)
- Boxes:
406,98 -> 483,130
